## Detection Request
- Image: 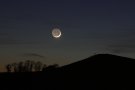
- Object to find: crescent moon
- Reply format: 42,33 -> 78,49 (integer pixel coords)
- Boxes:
52,28 -> 62,38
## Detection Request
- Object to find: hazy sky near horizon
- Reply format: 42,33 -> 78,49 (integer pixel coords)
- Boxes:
0,0 -> 135,71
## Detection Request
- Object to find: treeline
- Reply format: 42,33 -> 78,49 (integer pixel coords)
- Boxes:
6,60 -> 59,72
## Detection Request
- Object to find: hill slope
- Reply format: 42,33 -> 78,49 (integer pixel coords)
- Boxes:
0,54 -> 135,90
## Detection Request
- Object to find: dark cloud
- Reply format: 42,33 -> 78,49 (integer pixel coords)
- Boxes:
0,39 -> 19,45
22,53 -> 45,58
0,38 -> 36,45
0,34 -> 23,45
0,32 -> 36,45
0,32 -> 16,45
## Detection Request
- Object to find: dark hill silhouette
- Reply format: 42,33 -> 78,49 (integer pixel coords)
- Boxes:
0,54 -> 135,90
55,54 -> 135,89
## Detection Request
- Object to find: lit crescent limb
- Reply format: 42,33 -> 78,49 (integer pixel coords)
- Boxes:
54,31 -> 61,38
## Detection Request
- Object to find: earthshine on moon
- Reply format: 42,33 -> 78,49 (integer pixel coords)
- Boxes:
52,28 -> 62,38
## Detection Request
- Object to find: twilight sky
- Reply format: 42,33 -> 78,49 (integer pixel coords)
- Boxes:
0,0 -> 135,71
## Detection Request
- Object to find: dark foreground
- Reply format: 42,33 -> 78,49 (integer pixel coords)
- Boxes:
0,54 -> 135,90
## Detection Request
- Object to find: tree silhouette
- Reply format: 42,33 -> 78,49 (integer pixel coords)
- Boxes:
12,63 -> 18,72
42,64 -> 47,71
6,64 -> 12,72
34,61 -> 43,72
18,62 -> 24,72
29,61 -> 35,72
24,60 -> 31,72
6,60 -> 59,72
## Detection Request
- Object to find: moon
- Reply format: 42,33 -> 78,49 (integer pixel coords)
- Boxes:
52,28 -> 62,38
